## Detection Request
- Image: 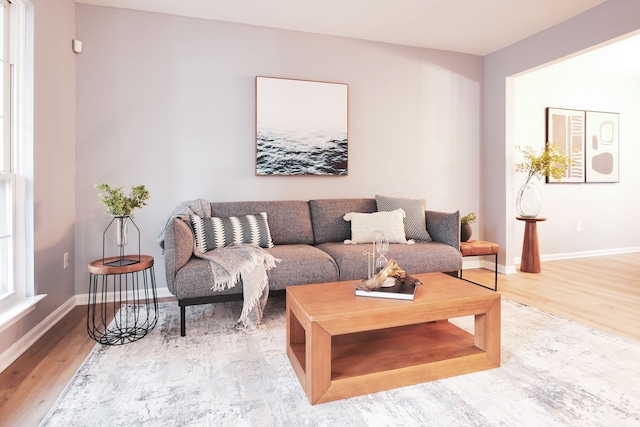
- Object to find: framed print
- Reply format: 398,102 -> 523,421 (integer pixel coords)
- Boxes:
585,110 -> 619,183
256,76 -> 348,176
546,107 -> 585,183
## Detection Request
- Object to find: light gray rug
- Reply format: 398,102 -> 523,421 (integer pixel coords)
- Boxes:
41,295 -> 640,427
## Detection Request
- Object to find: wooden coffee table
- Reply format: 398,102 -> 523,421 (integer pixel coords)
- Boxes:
286,272 -> 501,404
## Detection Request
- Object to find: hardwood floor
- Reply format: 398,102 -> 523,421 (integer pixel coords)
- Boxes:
463,252 -> 640,341
0,253 -> 638,426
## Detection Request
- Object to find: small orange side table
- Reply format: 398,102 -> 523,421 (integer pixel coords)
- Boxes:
516,217 -> 546,273
459,240 -> 500,291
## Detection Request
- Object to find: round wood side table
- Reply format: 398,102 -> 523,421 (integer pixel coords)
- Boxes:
516,217 -> 546,273
87,255 -> 158,345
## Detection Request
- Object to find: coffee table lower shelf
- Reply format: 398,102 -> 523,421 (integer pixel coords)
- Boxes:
287,316 -> 499,404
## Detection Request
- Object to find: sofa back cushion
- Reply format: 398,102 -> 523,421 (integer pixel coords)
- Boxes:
309,198 -> 377,244
210,201 -> 314,245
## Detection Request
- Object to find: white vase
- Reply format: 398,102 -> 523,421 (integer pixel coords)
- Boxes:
516,180 -> 541,218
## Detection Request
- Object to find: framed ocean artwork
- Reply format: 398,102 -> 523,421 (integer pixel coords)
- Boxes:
256,76 -> 348,176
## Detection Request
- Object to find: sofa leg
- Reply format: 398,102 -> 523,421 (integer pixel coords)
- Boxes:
180,305 -> 186,337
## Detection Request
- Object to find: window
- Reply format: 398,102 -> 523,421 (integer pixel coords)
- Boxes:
0,0 -> 37,329
0,0 -> 13,300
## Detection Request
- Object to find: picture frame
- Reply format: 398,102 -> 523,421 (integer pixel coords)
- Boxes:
585,110 -> 619,183
545,107 -> 585,183
255,76 -> 349,176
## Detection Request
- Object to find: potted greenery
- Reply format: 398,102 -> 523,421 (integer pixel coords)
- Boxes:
95,183 -> 150,217
95,183 -> 150,247
515,143 -> 572,218
460,212 -> 476,242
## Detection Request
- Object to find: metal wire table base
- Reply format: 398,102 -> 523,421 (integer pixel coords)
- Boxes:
87,255 -> 158,345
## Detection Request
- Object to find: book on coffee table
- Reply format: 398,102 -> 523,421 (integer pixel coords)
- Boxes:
355,279 -> 417,300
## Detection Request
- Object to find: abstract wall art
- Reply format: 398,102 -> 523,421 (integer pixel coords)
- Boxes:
546,107 -> 586,183
585,110 -> 619,183
546,107 -> 619,184
255,77 -> 349,176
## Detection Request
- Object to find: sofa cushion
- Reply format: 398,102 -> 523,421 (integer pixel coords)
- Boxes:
426,210 -> 460,249
172,245 -> 339,298
190,212 -> 274,252
343,209 -> 408,244
265,245 -> 339,289
173,258 -> 239,299
376,194 -> 432,242
309,198 -> 377,244
317,241 -> 463,281
211,201 -> 314,245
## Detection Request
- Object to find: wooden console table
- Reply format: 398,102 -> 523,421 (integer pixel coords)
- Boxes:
516,217 -> 546,273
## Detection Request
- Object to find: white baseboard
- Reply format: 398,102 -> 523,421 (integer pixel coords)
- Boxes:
0,296 -> 76,374
539,246 -> 640,262
514,246 -> 640,265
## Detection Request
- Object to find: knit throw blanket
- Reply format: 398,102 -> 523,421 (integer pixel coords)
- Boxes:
156,199 -> 280,329
195,243 -> 279,329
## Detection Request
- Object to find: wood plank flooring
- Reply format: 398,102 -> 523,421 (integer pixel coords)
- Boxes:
0,253 -> 638,426
463,252 -> 640,341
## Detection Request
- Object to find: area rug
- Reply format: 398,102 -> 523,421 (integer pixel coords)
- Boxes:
41,296 -> 640,427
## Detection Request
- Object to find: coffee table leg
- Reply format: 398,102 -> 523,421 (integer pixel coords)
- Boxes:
474,299 -> 501,365
287,306 -> 305,347
307,322 -> 332,404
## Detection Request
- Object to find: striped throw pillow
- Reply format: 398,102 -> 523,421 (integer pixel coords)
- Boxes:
375,195 -> 432,242
190,212 -> 274,252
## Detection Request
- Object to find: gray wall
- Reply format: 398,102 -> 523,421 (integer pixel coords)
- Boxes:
73,5 -> 483,294
484,0 -> 640,268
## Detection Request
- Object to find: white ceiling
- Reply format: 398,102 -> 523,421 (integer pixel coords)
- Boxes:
75,0 -> 608,56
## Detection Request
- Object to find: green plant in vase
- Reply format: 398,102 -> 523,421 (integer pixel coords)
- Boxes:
95,183 -> 150,217
95,183 -> 150,249
460,212 -> 476,242
515,143 -> 573,218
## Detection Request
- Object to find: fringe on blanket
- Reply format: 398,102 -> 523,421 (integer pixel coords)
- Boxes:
195,243 -> 280,329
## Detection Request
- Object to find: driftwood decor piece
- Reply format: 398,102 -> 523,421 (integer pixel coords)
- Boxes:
354,259 -> 422,292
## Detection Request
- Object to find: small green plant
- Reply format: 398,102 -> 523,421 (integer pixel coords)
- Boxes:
461,212 -> 477,226
95,183 -> 150,217
515,143 -> 574,184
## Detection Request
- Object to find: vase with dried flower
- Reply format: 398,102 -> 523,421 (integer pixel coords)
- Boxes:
515,143 -> 572,218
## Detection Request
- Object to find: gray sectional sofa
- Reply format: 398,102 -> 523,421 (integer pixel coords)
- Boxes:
162,198 -> 462,335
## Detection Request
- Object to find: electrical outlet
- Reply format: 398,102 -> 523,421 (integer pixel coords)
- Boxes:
576,221 -> 582,232
64,252 -> 69,269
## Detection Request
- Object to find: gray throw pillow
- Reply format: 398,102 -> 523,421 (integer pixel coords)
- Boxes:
190,212 -> 274,252
375,195 -> 432,242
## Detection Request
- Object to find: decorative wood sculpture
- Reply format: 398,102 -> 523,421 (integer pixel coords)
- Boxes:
354,259 -> 422,291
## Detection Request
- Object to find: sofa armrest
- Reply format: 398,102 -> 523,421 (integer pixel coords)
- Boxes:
163,217 -> 195,292
426,210 -> 460,250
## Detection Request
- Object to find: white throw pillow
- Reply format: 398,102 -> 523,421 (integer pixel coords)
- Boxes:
343,209 -> 409,244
